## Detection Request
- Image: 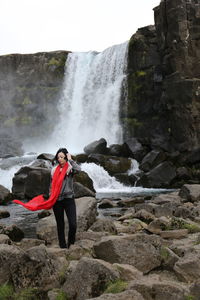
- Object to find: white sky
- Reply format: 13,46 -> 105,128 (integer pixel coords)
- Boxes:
0,0 -> 160,55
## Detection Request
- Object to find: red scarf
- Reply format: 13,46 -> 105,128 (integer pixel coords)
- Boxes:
13,162 -> 69,211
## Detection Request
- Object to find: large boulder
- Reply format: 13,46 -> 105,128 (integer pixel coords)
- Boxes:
0,184 -> 12,204
36,196 -> 97,244
62,257 -> 120,299
179,184 -> 200,202
88,154 -> 132,175
138,161 -> 176,188
84,138 -> 108,155
123,138 -> 148,162
0,244 -> 61,290
12,166 -> 51,199
140,150 -> 167,172
74,170 -> 95,192
93,234 -> 162,273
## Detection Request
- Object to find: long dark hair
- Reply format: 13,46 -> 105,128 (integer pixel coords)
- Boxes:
52,148 -> 68,165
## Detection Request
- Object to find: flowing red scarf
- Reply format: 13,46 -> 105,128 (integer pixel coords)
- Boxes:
13,162 -> 69,211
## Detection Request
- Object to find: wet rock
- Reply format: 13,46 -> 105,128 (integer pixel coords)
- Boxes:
98,199 -> 117,208
138,161 -> 176,188
0,184 -> 12,205
140,150 -> 167,172
74,182 -> 95,198
37,153 -> 54,161
123,138 -> 148,162
74,170 -> 95,192
12,166 -> 51,199
4,224 -> 24,242
0,210 -> 10,219
84,138 -> 108,155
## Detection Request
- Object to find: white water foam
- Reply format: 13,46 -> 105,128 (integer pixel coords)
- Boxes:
28,42 -> 128,154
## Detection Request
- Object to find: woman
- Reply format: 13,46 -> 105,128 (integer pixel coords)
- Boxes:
51,148 -> 81,248
13,147 -> 81,249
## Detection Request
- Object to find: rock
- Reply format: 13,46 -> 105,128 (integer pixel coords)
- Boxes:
62,257 -> 120,299
17,238 -> 46,250
160,229 -> 188,239
38,210 -> 51,219
128,277 -> 190,300
84,138 -> 108,155
29,158 -> 52,169
4,224 -> 24,242
134,209 -> 155,224
123,138 -> 148,162
151,192 -> 181,205
140,150 -> 167,172
75,153 -> 88,163
0,210 -> 10,219
93,234 -> 162,273
147,217 -> 171,234
0,244 -> 61,290
189,279 -> 200,300
113,263 -> 143,281
89,290 -> 145,300
0,184 -> 12,205
12,166 -> 51,199
89,219 -> 117,234
74,182 -> 95,198
160,246 -> 179,269
179,184 -> 200,202
37,153 -> 54,161
118,197 -> 145,207
74,170 -> 95,192
87,154 -> 132,175
98,199 -> 117,208
37,197 -> 97,244
174,251 -> 200,282
0,234 -> 12,245
138,161 -> 177,188
108,143 -> 129,157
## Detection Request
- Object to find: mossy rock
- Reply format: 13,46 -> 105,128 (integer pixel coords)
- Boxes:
74,171 -> 95,192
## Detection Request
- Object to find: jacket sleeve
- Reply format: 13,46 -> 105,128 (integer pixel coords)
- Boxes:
69,159 -> 81,174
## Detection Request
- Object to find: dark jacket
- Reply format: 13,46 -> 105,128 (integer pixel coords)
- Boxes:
50,159 -> 81,200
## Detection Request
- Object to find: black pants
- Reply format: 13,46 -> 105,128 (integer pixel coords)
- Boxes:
53,198 -> 77,248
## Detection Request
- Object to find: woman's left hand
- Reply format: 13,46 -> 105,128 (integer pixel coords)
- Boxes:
67,153 -> 72,161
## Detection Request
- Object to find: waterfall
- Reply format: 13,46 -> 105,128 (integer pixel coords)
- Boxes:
48,42 -> 128,154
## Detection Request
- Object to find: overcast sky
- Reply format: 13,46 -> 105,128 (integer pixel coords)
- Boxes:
0,0 -> 160,55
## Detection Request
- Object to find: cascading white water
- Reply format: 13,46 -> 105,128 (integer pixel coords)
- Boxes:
49,42 -> 128,153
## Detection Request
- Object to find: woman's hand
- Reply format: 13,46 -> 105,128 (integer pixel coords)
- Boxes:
67,153 -> 72,161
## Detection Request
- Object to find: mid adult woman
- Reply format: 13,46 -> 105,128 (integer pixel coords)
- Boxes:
51,148 -> 81,248
13,147 -> 81,249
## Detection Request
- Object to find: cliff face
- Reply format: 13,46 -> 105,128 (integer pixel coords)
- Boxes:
125,0 -> 200,155
0,51 -> 68,141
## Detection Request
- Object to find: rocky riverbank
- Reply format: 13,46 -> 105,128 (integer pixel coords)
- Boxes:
0,184 -> 200,299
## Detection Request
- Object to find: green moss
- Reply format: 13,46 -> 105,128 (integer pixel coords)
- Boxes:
160,246 -> 170,260
185,295 -> 196,300
4,117 -> 18,127
165,217 -> 200,233
0,284 -> 14,299
20,116 -> 32,125
104,279 -> 128,294
22,96 -> 32,105
48,56 -> 66,68
14,287 -> 40,300
55,290 -> 69,300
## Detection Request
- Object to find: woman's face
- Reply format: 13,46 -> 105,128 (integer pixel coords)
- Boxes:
57,152 -> 66,166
